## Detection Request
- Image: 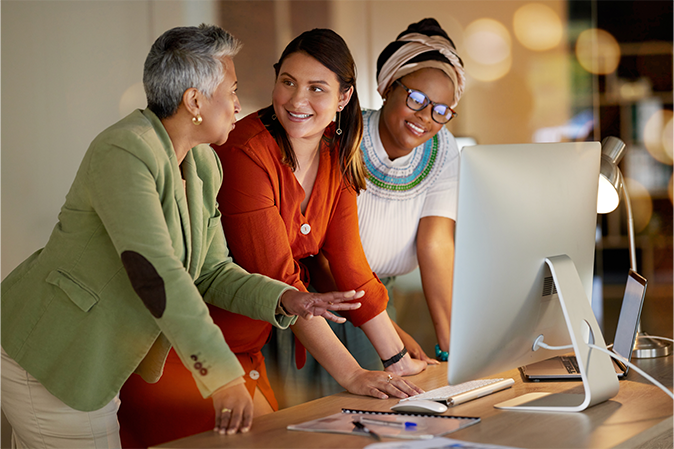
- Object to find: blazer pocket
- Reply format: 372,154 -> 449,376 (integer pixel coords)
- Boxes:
46,270 -> 100,312
207,209 -> 222,228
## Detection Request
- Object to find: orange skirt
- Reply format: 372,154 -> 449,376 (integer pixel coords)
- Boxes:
118,348 -> 277,448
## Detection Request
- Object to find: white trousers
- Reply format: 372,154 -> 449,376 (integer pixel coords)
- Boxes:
1,347 -> 121,449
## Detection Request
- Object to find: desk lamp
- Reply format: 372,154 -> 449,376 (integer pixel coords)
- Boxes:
597,136 -> 671,358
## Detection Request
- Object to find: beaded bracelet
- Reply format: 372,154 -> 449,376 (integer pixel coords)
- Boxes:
435,344 -> 449,361
382,347 -> 408,368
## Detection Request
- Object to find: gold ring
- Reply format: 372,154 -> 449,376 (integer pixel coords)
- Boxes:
221,407 -> 232,414
328,301 -> 333,305
387,374 -> 393,383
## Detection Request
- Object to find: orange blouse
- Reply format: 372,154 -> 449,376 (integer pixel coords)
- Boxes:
118,112 -> 388,449
208,111 -> 387,358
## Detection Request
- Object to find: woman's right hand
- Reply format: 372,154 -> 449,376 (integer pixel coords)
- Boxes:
341,369 -> 424,399
211,381 -> 253,435
280,289 -> 364,323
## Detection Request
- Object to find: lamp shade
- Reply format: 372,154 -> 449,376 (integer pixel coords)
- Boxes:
597,137 -> 626,214
597,157 -> 622,213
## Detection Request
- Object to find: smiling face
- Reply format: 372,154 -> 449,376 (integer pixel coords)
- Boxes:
199,56 -> 241,146
272,51 -> 351,147
378,68 -> 455,160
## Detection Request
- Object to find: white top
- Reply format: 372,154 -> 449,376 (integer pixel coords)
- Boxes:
357,109 -> 460,277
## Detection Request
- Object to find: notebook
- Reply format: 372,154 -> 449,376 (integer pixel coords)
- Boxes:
520,270 -> 647,381
287,408 -> 480,440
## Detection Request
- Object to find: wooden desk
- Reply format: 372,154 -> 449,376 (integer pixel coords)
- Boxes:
156,357 -> 673,449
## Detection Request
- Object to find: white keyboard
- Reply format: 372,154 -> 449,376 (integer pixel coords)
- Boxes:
399,378 -> 515,405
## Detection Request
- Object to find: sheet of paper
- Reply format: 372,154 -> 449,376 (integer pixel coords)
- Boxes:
365,436 -> 523,448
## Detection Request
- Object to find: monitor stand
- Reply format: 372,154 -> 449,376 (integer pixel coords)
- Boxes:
495,255 -> 620,412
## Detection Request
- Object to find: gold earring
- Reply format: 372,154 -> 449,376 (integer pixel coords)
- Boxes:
336,111 -> 342,136
192,115 -> 202,125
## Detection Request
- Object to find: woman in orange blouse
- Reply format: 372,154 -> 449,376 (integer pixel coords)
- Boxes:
117,28 -> 425,449
211,28 -> 427,412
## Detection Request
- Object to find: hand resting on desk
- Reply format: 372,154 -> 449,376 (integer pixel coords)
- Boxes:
293,316 -> 425,400
211,382 -> 253,435
341,369 -> 425,400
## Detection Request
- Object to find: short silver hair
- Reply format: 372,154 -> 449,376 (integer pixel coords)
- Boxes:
143,24 -> 242,119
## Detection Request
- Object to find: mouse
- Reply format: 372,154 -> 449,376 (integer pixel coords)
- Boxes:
390,399 -> 448,414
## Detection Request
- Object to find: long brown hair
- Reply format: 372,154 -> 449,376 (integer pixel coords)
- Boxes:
265,28 -> 366,192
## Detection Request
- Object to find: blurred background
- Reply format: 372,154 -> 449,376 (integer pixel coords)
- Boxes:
1,0 -> 672,442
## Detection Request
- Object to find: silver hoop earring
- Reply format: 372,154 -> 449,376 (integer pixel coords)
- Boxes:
336,111 -> 342,136
271,114 -> 277,120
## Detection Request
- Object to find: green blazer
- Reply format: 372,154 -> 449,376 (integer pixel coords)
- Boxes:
1,109 -> 296,412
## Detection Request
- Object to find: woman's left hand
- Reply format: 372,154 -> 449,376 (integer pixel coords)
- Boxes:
342,369 -> 424,399
211,381 -> 253,435
280,289 -> 364,323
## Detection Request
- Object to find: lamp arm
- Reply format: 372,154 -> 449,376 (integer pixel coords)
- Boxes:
619,172 -> 637,273
613,151 -> 671,359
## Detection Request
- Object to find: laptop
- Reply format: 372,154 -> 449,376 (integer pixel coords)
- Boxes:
520,270 -> 647,381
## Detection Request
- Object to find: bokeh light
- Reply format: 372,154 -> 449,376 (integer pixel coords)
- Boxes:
663,114 -> 673,161
513,3 -> 563,51
643,109 -> 674,165
463,18 -> 512,82
465,19 -> 510,65
625,177 -> 653,233
575,28 -> 621,75
668,172 -> 673,205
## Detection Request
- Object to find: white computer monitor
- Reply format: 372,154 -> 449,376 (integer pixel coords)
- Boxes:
448,142 -> 620,412
454,136 -> 477,152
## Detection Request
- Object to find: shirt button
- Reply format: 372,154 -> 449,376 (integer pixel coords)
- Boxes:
300,224 -> 311,235
249,370 -> 260,380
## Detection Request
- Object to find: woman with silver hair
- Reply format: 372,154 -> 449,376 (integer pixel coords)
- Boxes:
302,17 -> 466,402
1,24 -> 361,448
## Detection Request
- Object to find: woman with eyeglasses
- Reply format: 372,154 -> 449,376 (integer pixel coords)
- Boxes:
358,17 -> 464,363
279,18 -> 466,406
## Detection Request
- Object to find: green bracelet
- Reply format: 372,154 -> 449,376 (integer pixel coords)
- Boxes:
435,344 -> 448,361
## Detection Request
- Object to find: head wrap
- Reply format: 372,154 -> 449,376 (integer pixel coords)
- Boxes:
376,18 -> 465,108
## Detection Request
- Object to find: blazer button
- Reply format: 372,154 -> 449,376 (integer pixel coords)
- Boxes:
300,224 -> 311,235
249,370 -> 260,380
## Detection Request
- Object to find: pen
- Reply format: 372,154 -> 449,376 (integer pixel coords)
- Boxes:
352,420 -> 381,441
360,417 -> 417,430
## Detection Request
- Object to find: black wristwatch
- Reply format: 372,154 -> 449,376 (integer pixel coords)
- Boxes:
382,347 -> 408,368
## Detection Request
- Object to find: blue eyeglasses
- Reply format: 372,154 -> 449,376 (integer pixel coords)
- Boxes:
395,79 -> 457,124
